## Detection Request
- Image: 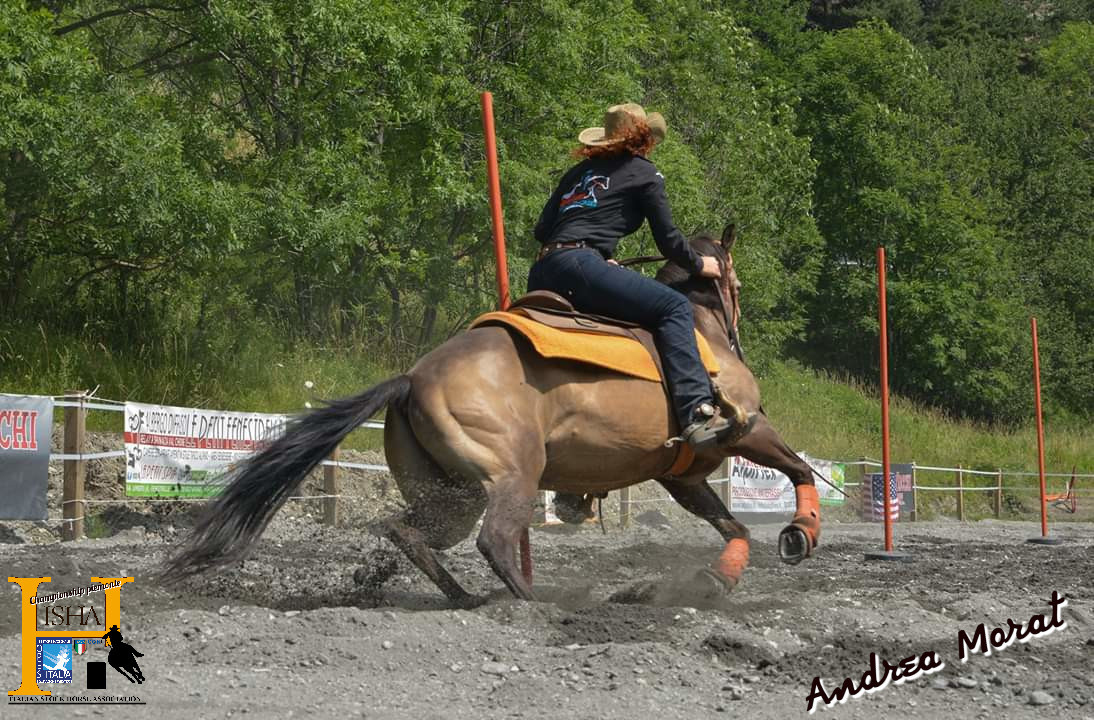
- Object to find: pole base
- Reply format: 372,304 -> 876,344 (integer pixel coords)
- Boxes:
1026,536 -> 1064,545
864,550 -> 913,562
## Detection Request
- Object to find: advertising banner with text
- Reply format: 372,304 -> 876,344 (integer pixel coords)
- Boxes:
124,402 -> 288,497
0,394 -> 52,519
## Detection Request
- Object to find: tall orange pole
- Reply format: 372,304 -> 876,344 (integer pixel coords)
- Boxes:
1032,317 -> 1048,537
480,91 -> 511,311
481,91 -> 530,583
878,247 -> 894,552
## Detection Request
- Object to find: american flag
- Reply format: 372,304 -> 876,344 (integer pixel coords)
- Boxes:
862,473 -> 900,521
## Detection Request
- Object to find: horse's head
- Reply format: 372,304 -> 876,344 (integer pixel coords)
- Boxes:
655,224 -> 741,338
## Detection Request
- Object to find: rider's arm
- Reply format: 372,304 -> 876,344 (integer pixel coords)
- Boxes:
639,164 -> 703,274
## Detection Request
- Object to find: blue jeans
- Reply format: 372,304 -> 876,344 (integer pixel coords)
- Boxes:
527,247 -> 712,429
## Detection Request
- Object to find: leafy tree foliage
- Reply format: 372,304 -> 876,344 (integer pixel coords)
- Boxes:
1,0 -> 1091,423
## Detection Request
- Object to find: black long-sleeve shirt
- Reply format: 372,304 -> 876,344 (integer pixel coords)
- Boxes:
534,154 -> 703,274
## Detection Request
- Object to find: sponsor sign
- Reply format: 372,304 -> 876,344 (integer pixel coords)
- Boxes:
0,394 -> 52,520
728,455 -> 796,513
124,402 -> 289,497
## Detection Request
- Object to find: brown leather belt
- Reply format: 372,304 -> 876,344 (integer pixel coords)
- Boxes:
537,240 -> 587,261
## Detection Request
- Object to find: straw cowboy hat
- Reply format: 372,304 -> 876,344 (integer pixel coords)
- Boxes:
578,103 -> 667,147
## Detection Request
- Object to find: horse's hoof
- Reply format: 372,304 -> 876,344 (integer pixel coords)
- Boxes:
778,527 -> 809,565
553,493 -> 596,524
690,568 -> 736,599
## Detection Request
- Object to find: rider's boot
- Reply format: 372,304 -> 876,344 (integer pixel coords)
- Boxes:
681,401 -> 755,450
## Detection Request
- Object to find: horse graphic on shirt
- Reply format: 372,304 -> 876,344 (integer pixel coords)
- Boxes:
559,172 -> 610,212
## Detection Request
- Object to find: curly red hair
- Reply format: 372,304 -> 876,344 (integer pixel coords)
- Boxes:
572,119 -> 657,159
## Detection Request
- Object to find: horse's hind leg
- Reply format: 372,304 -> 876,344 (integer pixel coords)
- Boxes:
378,405 -> 487,607
658,479 -> 751,591
110,659 -> 135,683
377,518 -> 481,608
727,415 -> 820,565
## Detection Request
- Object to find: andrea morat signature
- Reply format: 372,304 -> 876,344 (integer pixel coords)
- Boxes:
806,591 -> 1068,714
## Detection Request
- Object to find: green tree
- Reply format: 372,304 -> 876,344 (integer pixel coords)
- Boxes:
798,21 -> 1026,420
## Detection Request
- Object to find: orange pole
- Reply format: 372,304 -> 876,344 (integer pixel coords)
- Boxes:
1032,317 -> 1048,537
480,91 -> 511,311
481,91 -> 530,583
878,247 -> 893,551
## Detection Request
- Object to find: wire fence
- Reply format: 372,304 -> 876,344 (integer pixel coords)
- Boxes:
16,393 -> 1091,535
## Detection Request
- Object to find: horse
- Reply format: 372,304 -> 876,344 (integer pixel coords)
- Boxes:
107,642 -> 145,683
161,225 -> 819,607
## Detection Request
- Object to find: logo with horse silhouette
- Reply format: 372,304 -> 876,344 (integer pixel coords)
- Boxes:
559,171 -> 609,212
8,576 -> 150,696
101,624 -> 146,684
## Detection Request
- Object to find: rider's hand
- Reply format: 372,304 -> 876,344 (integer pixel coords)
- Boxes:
698,256 -> 722,278
607,259 -> 620,266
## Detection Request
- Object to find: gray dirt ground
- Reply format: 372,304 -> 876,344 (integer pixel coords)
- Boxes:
2,436 -> 1092,719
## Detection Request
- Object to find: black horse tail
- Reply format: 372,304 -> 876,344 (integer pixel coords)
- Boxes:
160,375 -> 411,583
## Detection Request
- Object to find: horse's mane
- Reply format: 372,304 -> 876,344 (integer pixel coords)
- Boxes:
655,234 -> 726,311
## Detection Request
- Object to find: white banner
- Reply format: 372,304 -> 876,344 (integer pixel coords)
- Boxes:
728,453 -> 845,512
728,455 -> 795,513
124,402 -> 289,497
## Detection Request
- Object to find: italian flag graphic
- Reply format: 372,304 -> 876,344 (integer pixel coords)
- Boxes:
73,641 -> 87,655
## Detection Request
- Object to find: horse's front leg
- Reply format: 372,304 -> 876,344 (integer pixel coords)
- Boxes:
726,415 -> 819,564
658,479 -> 751,590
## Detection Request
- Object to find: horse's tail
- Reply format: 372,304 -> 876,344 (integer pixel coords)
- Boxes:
160,376 -> 411,583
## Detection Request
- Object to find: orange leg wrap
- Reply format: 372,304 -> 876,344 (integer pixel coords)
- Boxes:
792,484 -> 821,551
715,537 -> 750,587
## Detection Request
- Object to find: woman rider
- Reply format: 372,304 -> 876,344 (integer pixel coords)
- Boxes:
528,103 -> 742,449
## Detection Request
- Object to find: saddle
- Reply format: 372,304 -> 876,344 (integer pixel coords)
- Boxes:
470,291 -> 719,385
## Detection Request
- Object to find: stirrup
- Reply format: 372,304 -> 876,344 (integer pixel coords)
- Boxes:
681,403 -> 733,449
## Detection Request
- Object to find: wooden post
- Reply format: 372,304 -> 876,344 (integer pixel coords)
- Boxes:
956,465 -> 965,522
910,462 -> 918,522
323,446 -> 340,526
62,391 -> 86,541
994,469 -> 1003,519
619,487 -> 631,528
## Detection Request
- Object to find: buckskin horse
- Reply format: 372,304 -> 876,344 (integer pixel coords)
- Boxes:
162,226 -> 820,606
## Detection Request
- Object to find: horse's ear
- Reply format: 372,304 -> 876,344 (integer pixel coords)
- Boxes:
720,224 -> 737,252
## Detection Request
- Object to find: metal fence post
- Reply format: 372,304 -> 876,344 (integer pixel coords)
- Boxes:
995,469 -> 1003,519
323,445 -> 340,526
62,391 -> 86,541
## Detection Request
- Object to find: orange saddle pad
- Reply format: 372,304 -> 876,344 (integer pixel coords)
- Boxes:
470,310 -> 719,383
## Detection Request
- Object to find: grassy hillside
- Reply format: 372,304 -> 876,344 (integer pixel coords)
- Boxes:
757,360 -> 1091,475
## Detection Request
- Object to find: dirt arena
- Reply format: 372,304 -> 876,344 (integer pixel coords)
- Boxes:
2,446 -> 1092,719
